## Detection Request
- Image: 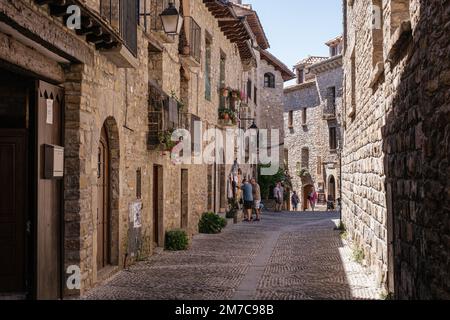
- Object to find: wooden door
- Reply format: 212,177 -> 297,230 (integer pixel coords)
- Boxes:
328,176 -> 336,202
36,81 -> 63,300
181,169 -> 189,230
219,164 -> 226,212
153,165 -> 162,246
0,130 -> 26,293
97,126 -> 110,270
303,185 -> 314,211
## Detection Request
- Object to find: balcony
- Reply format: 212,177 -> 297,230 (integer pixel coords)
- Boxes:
32,0 -> 138,67
179,16 -> 201,67
100,0 -> 138,56
148,81 -> 178,150
140,0 -> 180,44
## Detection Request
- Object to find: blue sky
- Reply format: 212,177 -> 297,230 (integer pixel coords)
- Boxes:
251,0 -> 343,78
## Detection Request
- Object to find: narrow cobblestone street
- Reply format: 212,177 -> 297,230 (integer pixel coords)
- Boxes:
84,212 -> 381,300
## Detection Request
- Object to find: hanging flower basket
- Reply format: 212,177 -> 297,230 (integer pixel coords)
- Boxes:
219,108 -> 237,125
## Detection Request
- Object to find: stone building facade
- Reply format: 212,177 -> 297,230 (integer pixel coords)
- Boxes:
342,0 -> 450,299
284,38 -> 343,211
0,0 -> 280,299
258,50 -> 295,170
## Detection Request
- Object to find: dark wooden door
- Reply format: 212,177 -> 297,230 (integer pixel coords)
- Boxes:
0,130 -> 26,293
303,185 -> 314,211
97,126 -> 110,270
181,169 -> 189,230
219,164 -> 226,212
328,176 -> 336,202
153,166 -> 161,246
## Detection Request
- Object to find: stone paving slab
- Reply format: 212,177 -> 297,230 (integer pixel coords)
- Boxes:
83,212 -> 381,300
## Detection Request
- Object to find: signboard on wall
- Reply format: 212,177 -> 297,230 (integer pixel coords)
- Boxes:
46,99 -> 53,124
129,201 -> 143,229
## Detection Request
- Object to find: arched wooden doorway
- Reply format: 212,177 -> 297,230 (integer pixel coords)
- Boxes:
97,125 -> 111,271
328,175 -> 336,202
303,185 -> 314,211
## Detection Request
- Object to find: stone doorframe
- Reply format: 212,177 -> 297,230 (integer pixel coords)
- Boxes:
100,117 -> 120,268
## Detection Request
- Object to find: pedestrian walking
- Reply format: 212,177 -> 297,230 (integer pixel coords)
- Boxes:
251,178 -> 262,221
241,179 -> 254,222
273,183 -> 283,212
309,189 -> 318,212
291,191 -> 300,211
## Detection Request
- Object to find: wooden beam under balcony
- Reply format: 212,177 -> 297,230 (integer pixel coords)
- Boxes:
0,0 -> 93,64
33,0 -> 124,56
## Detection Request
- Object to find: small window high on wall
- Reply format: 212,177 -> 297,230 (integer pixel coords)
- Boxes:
264,73 -> 275,88
371,0 -> 384,67
288,111 -> 294,128
297,68 -> 304,84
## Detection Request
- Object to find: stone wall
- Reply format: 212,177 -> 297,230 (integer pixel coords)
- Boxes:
383,0 -> 450,299
342,0 -> 449,298
64,27 -> 152,294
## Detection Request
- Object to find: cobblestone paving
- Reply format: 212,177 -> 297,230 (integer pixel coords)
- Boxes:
83,212 -> 381,300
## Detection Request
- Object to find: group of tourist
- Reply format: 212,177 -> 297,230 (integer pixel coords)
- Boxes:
238,178 -> 322,222
241,178 -> 262,222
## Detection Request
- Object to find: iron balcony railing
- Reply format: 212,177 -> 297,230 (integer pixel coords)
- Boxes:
100,0 -> 138,56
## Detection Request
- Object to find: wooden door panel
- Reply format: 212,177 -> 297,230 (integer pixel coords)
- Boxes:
153,166 -> 159,244
97,128 -> 109,270
36,81 -> 63,300
0,131 -> 26,293
181,169 -> 188,230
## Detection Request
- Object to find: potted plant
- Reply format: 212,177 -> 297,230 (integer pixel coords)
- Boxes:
158,128 -> 178,151
219,108 -> 236,123
231,89 -> 240,99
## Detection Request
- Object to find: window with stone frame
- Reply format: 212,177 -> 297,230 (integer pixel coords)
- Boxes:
371,0 -> 384,67
317,156 -> 322,175
302,108 -> 307,125
264,73 -> 276,88
348,47 -> 356,118
297,68 -> 305,84
288,111 -> 294,128
205,36 -> 212,101
327,86 -> 336,110
219,52 -> 226,108
301,148 -> 310,169
247,79 -> 252,102
329,127 -> 338,151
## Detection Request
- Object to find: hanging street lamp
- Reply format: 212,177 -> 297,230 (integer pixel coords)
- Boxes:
160,2 -> 184,36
